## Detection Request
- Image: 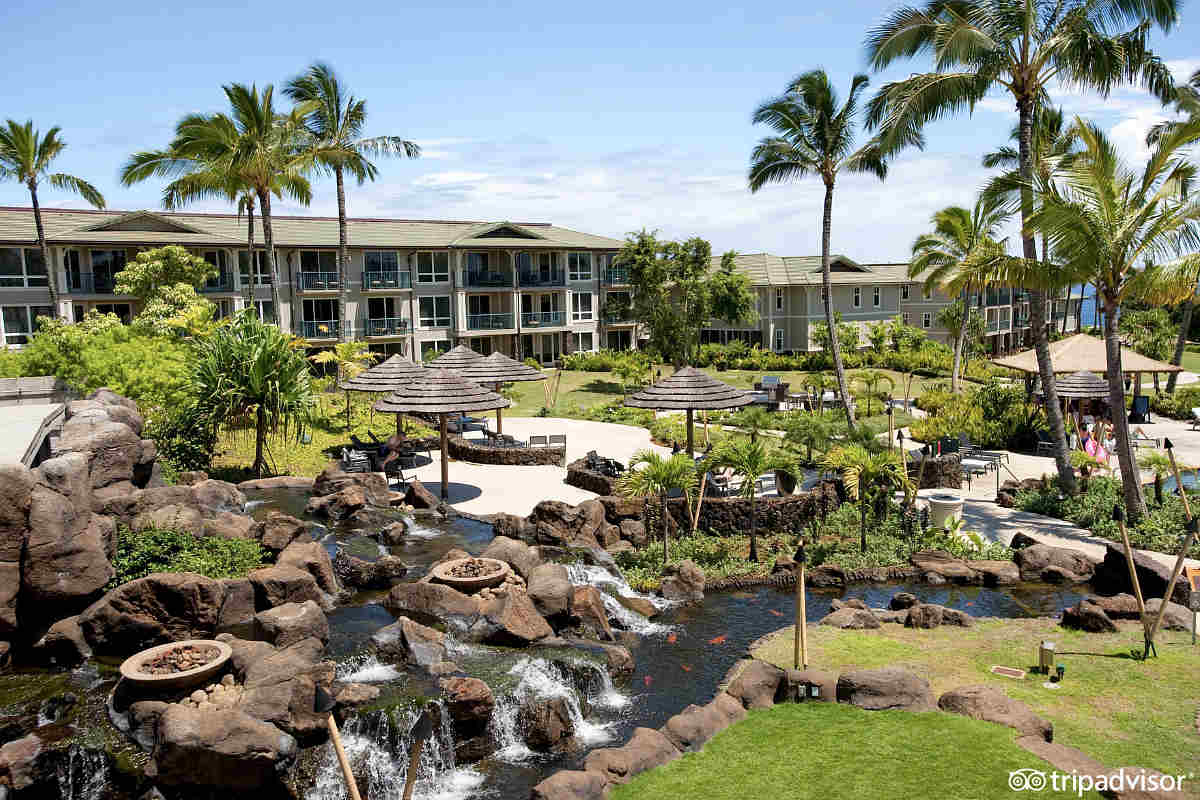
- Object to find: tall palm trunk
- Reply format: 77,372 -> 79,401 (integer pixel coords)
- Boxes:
254,404 -> 267,478
28,183 -> 58,316
1167,300 -> 1192,393
1018,96 -> 1077,494
661,491 -> 670,565
1104,298 -> 1147,520
244,201 -> 257,312
748,495 -> 758,562
860,497 -> 868,553
822,182 -> 855,429
950,285 -> 968,392
1060,285 -> 1072,336
257,190 -> 284,329
335,166 -> 350,343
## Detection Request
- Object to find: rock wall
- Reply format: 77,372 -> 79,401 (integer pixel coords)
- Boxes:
663,481 -> 842,536
565,458 -> 620,496
448,435 -> 565,466
906,454 -> 962,490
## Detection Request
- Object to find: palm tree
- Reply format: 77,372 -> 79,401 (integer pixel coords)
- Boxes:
708,439 -> 797,562
1138,450 -> 1172,506
865,0 -> 1180,496
122,84 -> 315,322
189,309 -> 316,477
852,369 -> 895,417
909,194 -> 1009,392
310,340 -> 379,429
823,444 -> 911,553
0,120 -> 105,312
1027,118 -> 1200,521
784,411 -> 837,464
285,63 -> 420,342
730,404 -> 774,443
618,450 -> 699,565
748,69 -> 915,431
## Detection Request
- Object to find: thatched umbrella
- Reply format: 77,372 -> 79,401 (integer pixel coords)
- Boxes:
1035,370 -> 1109,400
338,355 -> 426,435
457,352 -> 546,434
625,366 -> 754,457
374,369 -> 509,500
427,344 -> 484,370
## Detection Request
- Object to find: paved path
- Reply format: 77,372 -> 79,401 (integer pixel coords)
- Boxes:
0,403 -> 62,466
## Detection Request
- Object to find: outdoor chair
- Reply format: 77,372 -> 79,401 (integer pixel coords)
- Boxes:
548,434 -> 567,448
528,435 -> 548,447
341,448 -> 371,474
1191,408 -> 1200,431
708,467 -> 734,496
1131,428 -> 1162,449
1129,395 -> 1152,424
1035,429 -> 1057,456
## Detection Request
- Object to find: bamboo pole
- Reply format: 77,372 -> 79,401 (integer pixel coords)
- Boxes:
692,471 -> 708,535
793,542 -> 808,670
327,715 -> 362,800
402,709 -> 435,800
1113,505 -> 1148,639
438,413 -> 449,500
1143,438 -> 1197,658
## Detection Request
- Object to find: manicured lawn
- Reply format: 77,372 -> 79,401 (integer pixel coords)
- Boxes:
752,618 -> 1200,783
1180,349 -> 1200,375
611,702 -> 1100,800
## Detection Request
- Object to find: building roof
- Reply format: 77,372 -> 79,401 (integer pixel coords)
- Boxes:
716,252 -> 914,287
0,206 -> 623,250
992,334 -> 1182,375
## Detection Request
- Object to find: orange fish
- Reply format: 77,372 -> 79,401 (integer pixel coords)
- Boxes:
708,634 -> 727,645
680,664 -> 692,672
966,602 -> 974,607
666,633 -> 677,644
768,609 -> 783,617
643,675 -> 653,687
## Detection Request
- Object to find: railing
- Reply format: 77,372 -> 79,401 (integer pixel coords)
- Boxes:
1014,315 -> 1030,327
201,274 -> 234,293
466,312 -> 514,330
519,271 -> 564,287
298,271 -> 340,291
68,272 -> 116,294
363,317 -> 410,337
363,270 -> 412,290
521,311 -> 564,327
603,309 -> 634,324
604,267 -> 630,284
986,318 -> 999,333
299,319 -> 344,339
461,270 -> 512,289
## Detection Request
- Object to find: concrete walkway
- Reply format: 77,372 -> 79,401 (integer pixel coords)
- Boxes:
0,403 -> 63,466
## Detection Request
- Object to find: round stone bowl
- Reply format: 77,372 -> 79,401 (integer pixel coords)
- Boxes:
429,557 -> 511,593
925,492 -> 964,530
119,640 -> 233,692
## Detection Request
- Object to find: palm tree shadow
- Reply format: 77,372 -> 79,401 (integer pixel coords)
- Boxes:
581,379 -> 626,395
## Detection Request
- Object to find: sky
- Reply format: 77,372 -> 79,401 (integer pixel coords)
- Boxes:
1,1 -> 1198,261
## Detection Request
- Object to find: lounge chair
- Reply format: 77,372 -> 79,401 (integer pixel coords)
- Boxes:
1191,408 -> 1200,432
548,434 -> 567,448
528,435 -> 548,447
1131,428 -> 1161,449
341,448 -> 371,474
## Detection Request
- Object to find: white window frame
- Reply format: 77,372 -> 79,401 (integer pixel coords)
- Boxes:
775,288 -> 784,311
571,292 -> 593,322
853,287 -> 861,308
415,251 -> 449,283
922,311 -> 931,329
773,328 -> 785,351
1,304 -> 54,345
0,248 -> 48,288
573,331 -> 594,352
568,252 -> 592,281
873,286 -> 881,307
253,299 -> 275,323
902,312 -> 910,325
419,295 -> 451,328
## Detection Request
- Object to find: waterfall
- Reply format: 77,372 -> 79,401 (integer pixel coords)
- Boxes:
309,701 -> 482,800
566,563 -> 675,636
336,652 -> 405,683
56,744 -> 109,800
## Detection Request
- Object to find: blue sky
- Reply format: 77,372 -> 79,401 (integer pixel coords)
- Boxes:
2,1 -> 1197,260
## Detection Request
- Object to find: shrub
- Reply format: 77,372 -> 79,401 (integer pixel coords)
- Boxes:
613,534 -> 765,592
109,526 -> 269,588
1149,386 -> 1200,420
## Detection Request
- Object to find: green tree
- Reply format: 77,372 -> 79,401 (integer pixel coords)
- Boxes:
865,0 -> 1180,495
852,369 -> 894,417
1137,449 -> 1172,506
0,120 -> 105,311
784,411 -> 837,464
618,450 -> 700,564
122,84 -> 316,319
823,444 -> 911,553
708,439 -> 797,562
309,340 -> 379,429
189,310 -> 316,477
1027,118 -> 1200,521
114,245 -> 217,297
749,69 -> 913,430
284,62 -> 420,342
133,284 -> 216,337
810,311 -> 861,359
934,299 -> 987,376
730,405 -> 775,443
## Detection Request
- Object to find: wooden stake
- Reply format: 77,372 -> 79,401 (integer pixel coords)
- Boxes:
793,542 -> 808,670
438,413 -> 449,501
326,715 -> 362,800
692,471 -> 708,535
1113,505 -> 1148,640
402,709 -> 435,800
1143,438 -> 1197,658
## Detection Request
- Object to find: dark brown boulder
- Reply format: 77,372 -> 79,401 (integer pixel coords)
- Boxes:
334,550 -> 408,589
491,513 -> 531,543
384,583 -> 480,630
820,607 -> 881,629
905,604 -> 944,629
1093,543 -> 1191,605
312,463 -> 390,507
216,578 -> 256,636
79,572 -> 224,657
569,586 -> 614,641
258,513 -> 311,554
530,769 -> 608,800
404,479 -> 439,510
148,706 -> 298,790
29,615 -> 92,666
439,676 -> 494,736
1061,600 -> 1118,633
836,667 -> 935,711
910,550 -> 977,583
0,465 -> 34,637
528,563 -> 573,620
1014,544 -> 1096,583
618,520 -> 647,547
520,696 -> 575,751
660,559 -> 704,602
236,638 -> 334,738
726,659 -> 785,709
247,566 -> 325,610
253,600 -> 329,647
482,536 -> 543,580
372,616 -> 447,668
583,726 -> 680,785
379,520 -> 408,546
938,685 -> 1053,741
967,559 -> 1020,585
470,589 -> 554,646
276,540 -> 339,596
528,501 -> 602,548
889,592 -> 918,610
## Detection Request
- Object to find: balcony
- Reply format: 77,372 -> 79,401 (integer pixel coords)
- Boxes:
461,270 -> 512,289
984,288 -> 1012,306
466,312 -> 515,331
297,272 -> 341,292
986,318 -> 998,333
521,311 -> 565,328
1015,315 -> 1030,328
519,270 -> 564,288
363,317 -> 410,337
363,270 -> 412,291
299,319 -> 345,340
201,274 -> 235,293
68,272 -> 117,294
603,267 -> 630,285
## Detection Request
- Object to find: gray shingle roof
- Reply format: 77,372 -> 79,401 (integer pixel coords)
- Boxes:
715,252 -> 913,286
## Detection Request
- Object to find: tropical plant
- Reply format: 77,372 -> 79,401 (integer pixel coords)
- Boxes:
730,405 -> 775,443
310,340 -> 379,429
749,69 -> 914,430
122,83 -> 317,317
852,369 -> 894,417
1138,449 -> 1173,506
0,120 -> 105,310
707,439 -> 798,562
284,62 -> 420,342
784,411 -> 837,464
618,450 -> 700,564
189,310 -> 316,477
113,245 -> 216,297
823,444 -> 911,553
865,0 -> 1180,496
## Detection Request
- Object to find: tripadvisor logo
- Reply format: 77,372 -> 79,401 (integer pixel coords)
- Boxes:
1008,768 -> 1191,796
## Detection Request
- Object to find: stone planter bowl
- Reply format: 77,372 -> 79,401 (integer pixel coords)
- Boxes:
429,557 -> 511,593
925,492 -> 964,531
119,640 -> 232,692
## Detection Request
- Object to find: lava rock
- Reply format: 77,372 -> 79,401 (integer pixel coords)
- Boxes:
836,668 -> 935,711
1013,543 -> 1096,584
148,705 -> 298,790
79,571 -> 224,657
889,592 -> 919,610
519,696 -> 575,752
1061,600 -> 1118,633
938,685 -> 1053,742
527,563 -> 573,620
819,607 -> 881,629
726,659 -> 785,709
659,559 -> 704,603
569,586 -> 614,642
583,726 -> 680,785
372,616 -> 447,668
253,601 -> 329,647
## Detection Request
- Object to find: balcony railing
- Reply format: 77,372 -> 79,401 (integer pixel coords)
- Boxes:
68,272 -> 117,294
363,270 -> 412,291
603,312 -> 635,324
201,274 -> 234,293
519,271 -> 564,288
985,289 -> 1012,306
986,318 -> 999,333
1015,315 -> 1030,327
521,311 -> 564,327
298,272 -> 340,291
299,319 -> 345,339
604,267 -> 630,284
461,270 -> 512,289
362,317 -> 410,337
466,312 -> 515,330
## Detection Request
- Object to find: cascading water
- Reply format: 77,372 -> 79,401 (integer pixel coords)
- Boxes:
56,744 -> 110,800
309,701 -> 482,800
336,651 -> 405,683
566,563 -> 675,636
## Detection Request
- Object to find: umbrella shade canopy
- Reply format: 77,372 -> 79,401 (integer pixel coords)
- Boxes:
992,334 -> 1182,375
339,355 -> 426,393
374,368 -> 510,415
624,366 -> 754,411
1035,370 -> 1110,399
427,344 -> 484,371
458,352 -> 547,385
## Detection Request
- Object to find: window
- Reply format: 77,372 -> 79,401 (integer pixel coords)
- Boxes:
468,337 -> 497,356
303,298 -> 338,323
89,249 -> 127,292
0,248 -> 48,288
212,299 -> 234,319
568,252 -> 592,281
299,250 -> 337,274
253,300 -> 275,323
775,288 -> 784,311
573,332 -> 594,352
467,295 -> 491,316
416,251 -> 449,283
364,251 -> 399,272
64,250 -> 81,290
2,305 -> 53,345
902,312 -> 910,325
853,287 -> 861,308
94,303 -> 132,324
466,252 -> 489,272
774,328 -> 785,351
571,292 -> 593,321
873,286 -> 881,307
598,253 -> 616,272
421,339 -> 451,359
238,250 -> 272,284
923,286 -> 932,300
901,284 -> 910,301
419,296 -> 451,328
922,312 -> 931,329
202,251 -> 229,288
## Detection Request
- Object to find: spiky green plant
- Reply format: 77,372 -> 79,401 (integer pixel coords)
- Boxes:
708,439 -> 798,562
823,444 -> 911,553
618,450 -> 701,564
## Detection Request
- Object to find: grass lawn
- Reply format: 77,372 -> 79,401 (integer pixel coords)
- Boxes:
611,702 -> 1102,800
1180,349 -> 1200,375
752,618 -> 1200,783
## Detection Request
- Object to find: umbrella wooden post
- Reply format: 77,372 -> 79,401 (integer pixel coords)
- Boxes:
793,543 -> 808,670
439,414 -> 449,500
494,382 -> 504,434
686,409 -> 694,458
1142,440 -> 1197,658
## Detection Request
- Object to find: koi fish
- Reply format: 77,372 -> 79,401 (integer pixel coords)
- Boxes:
643,675 -> 653,687
708,634 -> 727,645
680,664 -> 692,672
666,633 -> 677,644
769,609 -> 784,617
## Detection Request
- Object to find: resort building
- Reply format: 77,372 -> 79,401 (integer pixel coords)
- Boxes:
0,207 -> 632,362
